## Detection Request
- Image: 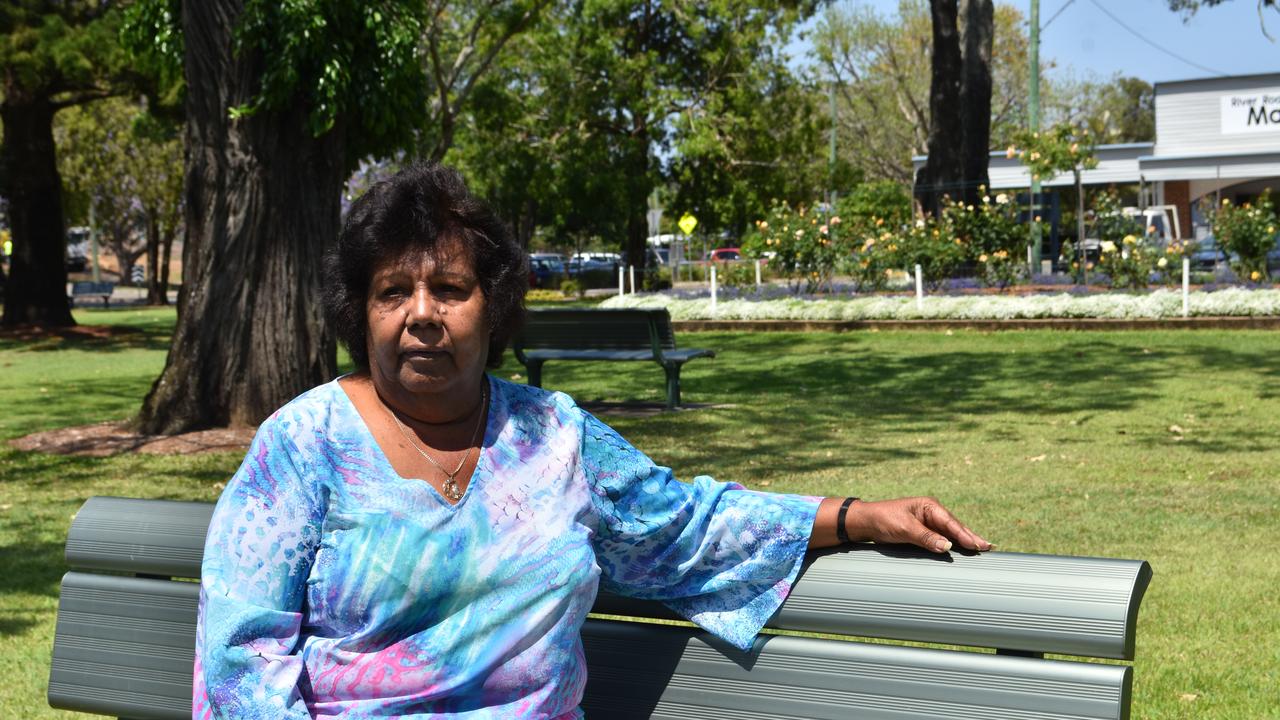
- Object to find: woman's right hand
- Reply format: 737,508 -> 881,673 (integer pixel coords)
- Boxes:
843,497 -> 993,554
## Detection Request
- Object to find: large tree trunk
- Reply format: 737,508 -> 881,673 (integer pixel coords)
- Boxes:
0,95 -> 76,326
136,0 -> 341,434
959,0 -> 993,207
916,0 -> 964,217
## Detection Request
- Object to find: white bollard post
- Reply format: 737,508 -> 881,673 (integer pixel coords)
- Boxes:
710,265 -> 718,315
629,265 -> 636,294
914,264 -> 924,312
1182,257 -> 1190,318
618,266 -> 625,296
755,259 -> 762,288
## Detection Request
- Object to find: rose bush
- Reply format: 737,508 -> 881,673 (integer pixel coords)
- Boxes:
742,200 -> 849,292
944,191 -> 1025,290
1210,192 -> 1277,281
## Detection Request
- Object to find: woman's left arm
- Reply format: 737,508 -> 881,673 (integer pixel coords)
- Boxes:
808,496 -> 993,553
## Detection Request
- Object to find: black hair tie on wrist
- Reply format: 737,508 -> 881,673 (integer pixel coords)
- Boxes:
836,497 -> 860,544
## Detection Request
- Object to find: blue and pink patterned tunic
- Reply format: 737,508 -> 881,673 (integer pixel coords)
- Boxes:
195,376 -> 820,719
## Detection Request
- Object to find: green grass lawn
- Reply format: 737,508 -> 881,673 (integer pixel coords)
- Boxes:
2,307 -> 1277,718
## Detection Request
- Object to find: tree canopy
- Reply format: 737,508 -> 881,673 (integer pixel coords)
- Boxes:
0,0 -> 131,325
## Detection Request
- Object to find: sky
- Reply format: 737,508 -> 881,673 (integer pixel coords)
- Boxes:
809,0 -> 1280,84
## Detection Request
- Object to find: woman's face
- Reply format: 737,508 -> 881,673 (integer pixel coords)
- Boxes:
365,239 -> 489,405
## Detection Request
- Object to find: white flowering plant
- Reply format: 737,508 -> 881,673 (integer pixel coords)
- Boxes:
602,287 -> 1280,321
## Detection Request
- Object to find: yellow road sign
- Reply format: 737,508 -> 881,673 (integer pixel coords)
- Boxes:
678,213 -> 698,236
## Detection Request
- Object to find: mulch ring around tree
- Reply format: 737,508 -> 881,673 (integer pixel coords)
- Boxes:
0,324 -> 139,342
10,422 -> 257,457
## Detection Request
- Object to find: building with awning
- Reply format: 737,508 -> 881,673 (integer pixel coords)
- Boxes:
913,72 -> 1280,239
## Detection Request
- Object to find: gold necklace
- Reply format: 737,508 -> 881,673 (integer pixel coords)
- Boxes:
385,383 -> 488,501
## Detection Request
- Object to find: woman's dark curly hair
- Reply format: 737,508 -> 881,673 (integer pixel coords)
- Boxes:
323,162 -> 528,370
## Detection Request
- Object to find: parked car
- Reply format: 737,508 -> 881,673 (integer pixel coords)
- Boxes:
566,253 -> 619,276
65,244 -> 88,273
528,254 -> 566,288
708,247 -> 741,262
1189,236 -> 1227,271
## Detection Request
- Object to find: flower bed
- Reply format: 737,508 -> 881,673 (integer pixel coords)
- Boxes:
601,287 -> 1280,321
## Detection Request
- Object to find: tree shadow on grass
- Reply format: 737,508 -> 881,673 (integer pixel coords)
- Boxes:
0,375 -> 158,442
0,319 -> 172,354
547,332 -> 1280,471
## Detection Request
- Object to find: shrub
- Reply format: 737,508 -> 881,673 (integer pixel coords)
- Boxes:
944,192 -> 1025,290
642,266 -> 673,291
717,261 -> 758,288
1211,192 -> 1277,281
885,217 -> 967,290
743,200 -> 850,292
1091,191 -> 1155,289
558,278 -> 584,298
1097,234 -> 1159,290
845,224 -> 899,292
834,181 -> 912,235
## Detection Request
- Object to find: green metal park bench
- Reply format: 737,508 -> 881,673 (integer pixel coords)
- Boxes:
513,308 -> 715,410
49,496 -> 1152,720
68,281 -> 116,308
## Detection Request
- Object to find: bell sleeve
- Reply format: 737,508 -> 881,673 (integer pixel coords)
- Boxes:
195,409 -> 327,720
581,411 -> 820,651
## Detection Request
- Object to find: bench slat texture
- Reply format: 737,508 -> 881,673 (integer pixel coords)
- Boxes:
580,620 -> 1131,720
66,497 -> 214,578
52,496 -> 1148,720
517,309 -> 678,352
50,574 -> 196,720
598,546 -> 1151,661
70,498 -> 1150,659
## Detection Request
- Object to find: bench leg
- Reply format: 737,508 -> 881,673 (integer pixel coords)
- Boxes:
663,363 -> 682,410
526,360 -> 545,388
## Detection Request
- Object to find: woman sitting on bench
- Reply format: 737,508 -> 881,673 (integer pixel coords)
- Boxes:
195,162 -> 991,720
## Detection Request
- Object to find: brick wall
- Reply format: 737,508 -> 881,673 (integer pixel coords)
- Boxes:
1162,181 -> 1194,239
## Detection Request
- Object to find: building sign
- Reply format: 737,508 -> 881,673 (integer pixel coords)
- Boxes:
1221,91 -> 1280,134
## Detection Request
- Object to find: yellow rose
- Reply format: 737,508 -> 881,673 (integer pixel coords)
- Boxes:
1158,258 -> 1168,268
979,254 -> 989,263
1251,271 -> 1262,281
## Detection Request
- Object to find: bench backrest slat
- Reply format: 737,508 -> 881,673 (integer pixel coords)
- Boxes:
66,497 -> 1150,659
70,281 -> 114,295
49,573 -> 196,720
597,546 -> 1151,660
515,309 -> 676,353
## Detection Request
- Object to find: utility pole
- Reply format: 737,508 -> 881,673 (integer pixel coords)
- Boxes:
828,79 -> 837,212
1028,0 -> 1042,271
